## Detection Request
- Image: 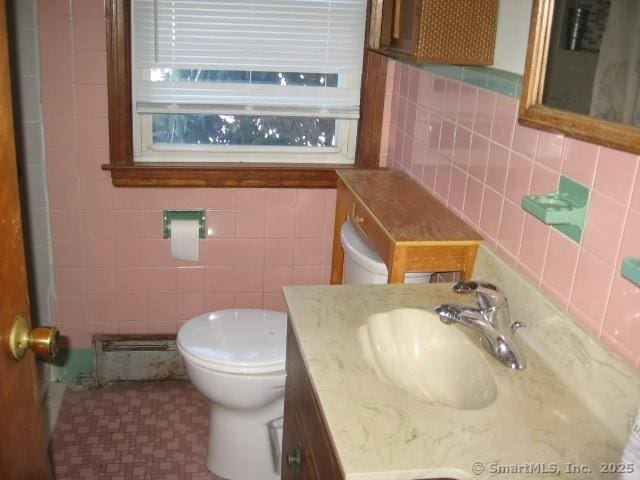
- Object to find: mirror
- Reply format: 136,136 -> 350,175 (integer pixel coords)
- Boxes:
519,0 -> 640,154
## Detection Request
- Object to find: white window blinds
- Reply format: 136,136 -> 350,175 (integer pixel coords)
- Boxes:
132,0 -> 367,119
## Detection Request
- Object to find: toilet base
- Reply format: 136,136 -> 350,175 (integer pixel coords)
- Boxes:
206,397 -> 284,480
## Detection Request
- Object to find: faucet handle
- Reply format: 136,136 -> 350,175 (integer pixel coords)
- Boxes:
510,321 -> 526,334
452,281 -> 507,309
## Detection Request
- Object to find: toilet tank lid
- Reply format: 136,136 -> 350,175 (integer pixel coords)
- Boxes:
177,309 -> 287,370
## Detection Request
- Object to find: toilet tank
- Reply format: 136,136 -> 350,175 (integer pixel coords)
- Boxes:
340,220 -> 432,285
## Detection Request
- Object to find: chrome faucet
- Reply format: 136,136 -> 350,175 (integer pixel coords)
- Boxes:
435,281 -> 526,370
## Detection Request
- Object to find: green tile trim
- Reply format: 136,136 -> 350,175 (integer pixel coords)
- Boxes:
622,258 -> 640,287
54,348 -> 95,384
394,58 -> 523,99
521,175 -> 591,244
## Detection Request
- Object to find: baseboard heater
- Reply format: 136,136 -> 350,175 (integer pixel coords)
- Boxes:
93,334 -> 187,386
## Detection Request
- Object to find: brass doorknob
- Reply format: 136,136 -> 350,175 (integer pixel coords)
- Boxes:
8,315 -> 60,361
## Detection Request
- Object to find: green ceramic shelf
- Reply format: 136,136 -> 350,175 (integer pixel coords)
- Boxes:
521,176 -> 590,243
163,210 -> 206,239
622,258 -> 640,287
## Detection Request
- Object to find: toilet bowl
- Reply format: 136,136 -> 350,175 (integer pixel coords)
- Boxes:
178,221 -> 428,478
177,309 -> 287,480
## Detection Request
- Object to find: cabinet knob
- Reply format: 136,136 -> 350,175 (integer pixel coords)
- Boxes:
353,214 -> 364,224
287,448 -> 302,472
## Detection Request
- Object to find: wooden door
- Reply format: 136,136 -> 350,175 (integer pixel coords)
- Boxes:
0,1 -> 52,478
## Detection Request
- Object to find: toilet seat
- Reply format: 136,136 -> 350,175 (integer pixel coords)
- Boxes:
177,309 -> 287,375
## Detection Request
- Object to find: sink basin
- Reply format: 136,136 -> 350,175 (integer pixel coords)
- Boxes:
356,308 -> 497,410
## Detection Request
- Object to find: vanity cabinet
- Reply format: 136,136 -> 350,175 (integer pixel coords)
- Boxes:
330,170 -> 483,284
377,0 -> 499,65
281,322 -> 343,479
282,319 -> 457,480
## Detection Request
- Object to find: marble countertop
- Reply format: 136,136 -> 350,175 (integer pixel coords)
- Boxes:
283,257 -> 640,480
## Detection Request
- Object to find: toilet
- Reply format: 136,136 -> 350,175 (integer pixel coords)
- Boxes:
177,309 -> 287,480
177,220 -> 431,479
341,219 -> 433,284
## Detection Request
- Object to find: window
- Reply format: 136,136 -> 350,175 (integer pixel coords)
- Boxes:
131,0 -> 366,164
104,0 -> 388,187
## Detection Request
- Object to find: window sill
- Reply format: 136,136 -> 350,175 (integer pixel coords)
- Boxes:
102,162 -> 381,188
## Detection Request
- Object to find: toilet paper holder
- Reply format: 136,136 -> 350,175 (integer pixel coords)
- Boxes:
162,210 -> 206,239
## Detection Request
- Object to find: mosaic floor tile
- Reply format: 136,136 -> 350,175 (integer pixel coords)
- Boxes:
49,381 -> 218,480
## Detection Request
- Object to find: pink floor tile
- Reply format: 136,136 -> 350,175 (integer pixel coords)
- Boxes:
50,381 -> 217,480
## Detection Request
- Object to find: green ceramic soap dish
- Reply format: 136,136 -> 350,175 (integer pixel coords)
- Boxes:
521,176 -> 590,243
622,258 -> 640,287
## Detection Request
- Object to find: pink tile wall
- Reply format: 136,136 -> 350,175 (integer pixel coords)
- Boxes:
39,1 -> 335,347
386,60 -> 640,367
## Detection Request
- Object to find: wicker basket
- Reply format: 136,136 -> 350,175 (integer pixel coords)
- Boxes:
416,0 -> 499,64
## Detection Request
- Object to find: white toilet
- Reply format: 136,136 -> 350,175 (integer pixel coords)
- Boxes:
177,309 -> 287,480
177,221 -> 431,479
341,219 -> 433,284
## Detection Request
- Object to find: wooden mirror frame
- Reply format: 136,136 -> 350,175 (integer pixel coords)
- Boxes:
519,0 -> 640,154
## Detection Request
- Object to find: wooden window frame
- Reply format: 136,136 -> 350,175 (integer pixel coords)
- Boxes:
103,0 -> 387,188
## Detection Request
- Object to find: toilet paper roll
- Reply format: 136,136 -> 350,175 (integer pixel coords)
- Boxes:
170,219 -> 200,262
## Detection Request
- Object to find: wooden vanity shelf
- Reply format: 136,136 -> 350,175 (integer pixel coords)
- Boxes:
330,170 -> 483,284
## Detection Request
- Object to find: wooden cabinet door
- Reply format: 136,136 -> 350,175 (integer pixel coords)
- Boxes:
0,1 -> 52,478
382,0 -> 421,54
281,403 -> 319,480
